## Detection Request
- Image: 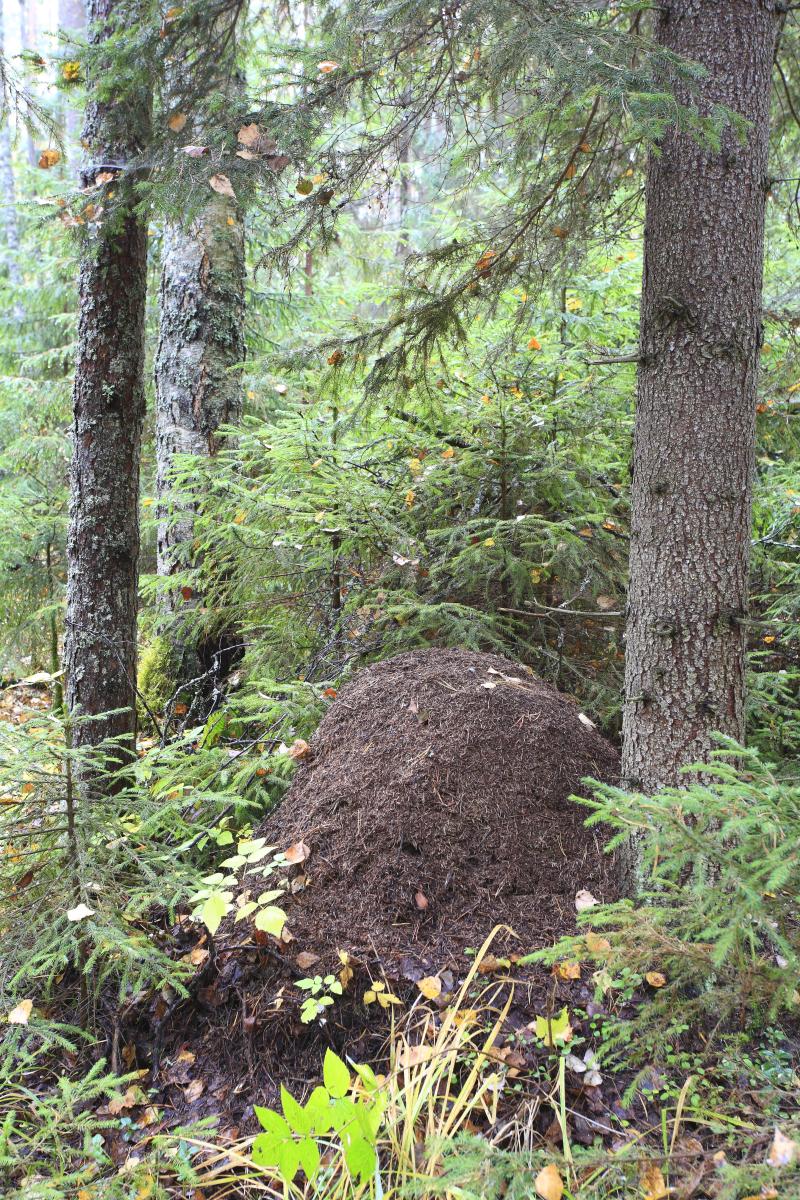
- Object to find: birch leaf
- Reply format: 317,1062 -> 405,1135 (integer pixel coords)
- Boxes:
209,174 -> 236,198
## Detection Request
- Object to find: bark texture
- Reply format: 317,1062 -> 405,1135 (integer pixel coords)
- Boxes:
155,68 -> 245,692
64,0 -> 152,756
622,1 -> 777,814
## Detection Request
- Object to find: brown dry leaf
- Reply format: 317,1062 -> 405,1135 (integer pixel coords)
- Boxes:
296,950 -> 320,971
176,1049 -> 196,1065
585,931 -> 612,955
478,954 -> 511,975
108,1086 -> 146,1115
38,148 -> 60,169
284,839 -> 311,863
768,1126 -> 799,1167
168,112 -> 187,132
287,739 -> 311,761
414,890 -> 429,910
7,998 -> 33,1025
639,1165 -> 670,1200
417,975 -> 442,1000
184,1078 -> 205,1103
188,946 -> 209,966
236,149 -> 259,161
564,161 -> 576,180
534,1163 -> 564,1200
398,1043 -> 434,1069
554,960 -> 581,981
238,123 -> 262,147
645,971 -> 667,989
595,594 -> 616,611
209,173 -> 236,198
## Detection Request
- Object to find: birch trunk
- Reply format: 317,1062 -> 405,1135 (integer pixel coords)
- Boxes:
621,0 -> 777,879
64,0 -> 152,761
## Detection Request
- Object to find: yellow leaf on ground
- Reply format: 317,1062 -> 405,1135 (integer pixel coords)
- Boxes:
7,999 -> 33,1025
535,1162 -> 564,1200
645,971 -> 667,989
417,975 -> 442,1000
640,1164 -> 670,1200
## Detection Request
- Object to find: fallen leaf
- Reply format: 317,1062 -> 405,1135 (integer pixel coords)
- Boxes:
645,971 -> 667,989
639,1164 -> 670,1200
287,739 -> 311,761
296,951 -> 320,971
575,889 -> 598,912
209,173 -> 236,198
181,144 -> 208,157
554,960 -> 581,980
414,890 -> 429,910
417,975 -> 442,1000
768,1126 -> 799,1167
7,998 -> 33,1025
167,112 -> 187,132
317,60 -> 340,72
67,902 -> 95,921
184,1078 -> 205,1103
527,336 -> 542,351
535,1162 -> 564,1200
578,712 -> 596,729
284,841 -> 311,867
38,148 -> 60,169
585,931 -> 612,955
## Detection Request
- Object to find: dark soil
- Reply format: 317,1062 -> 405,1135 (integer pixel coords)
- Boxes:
257,647 -> 620,971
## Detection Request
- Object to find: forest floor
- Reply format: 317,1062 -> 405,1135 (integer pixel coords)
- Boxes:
3,656 -> 800,1198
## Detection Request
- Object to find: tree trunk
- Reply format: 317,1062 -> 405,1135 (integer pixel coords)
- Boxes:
621,1 -> 777,851
155,58 -> 245,700
64,0 -> 152,762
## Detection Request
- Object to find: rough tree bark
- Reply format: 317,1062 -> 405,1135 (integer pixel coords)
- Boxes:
621,1 -> 778,854
64,0 -> 152,760
154,29 -> 246,700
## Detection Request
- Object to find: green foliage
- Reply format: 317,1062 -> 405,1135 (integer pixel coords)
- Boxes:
532,742 -> 800,1047
251,1048 -> 385,1186
137,634 -> 180,718
296,973 -> 344,1024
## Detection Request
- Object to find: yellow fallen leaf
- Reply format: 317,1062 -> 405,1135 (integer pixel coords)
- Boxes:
8,998 -> 33,1025
168,112 -> 187,132
417,975 -> 442,1000
535,1163 -> 564,1200
645,971 -> 667,989
554,961 -> 581,980
585,931 -> 612,955
640,1164 -> 670,1200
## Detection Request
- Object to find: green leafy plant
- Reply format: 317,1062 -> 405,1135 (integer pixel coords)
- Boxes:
251,1048 -> 385,1185
296,974 -> 344,1024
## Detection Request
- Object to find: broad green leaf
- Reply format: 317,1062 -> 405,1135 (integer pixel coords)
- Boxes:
281,1085 -> 312,1135
277,1137 -> 301,1182
200,891 -> 231,935
254,905 -> 287,936
254,1106 -> 291,1139
344,1134 -> 377,1182
252,1132 -> 279,1167
323,1048 -> 351,1098
297,1136 -> 320,1181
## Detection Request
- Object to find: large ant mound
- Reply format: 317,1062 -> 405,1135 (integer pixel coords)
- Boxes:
258,648 -> 619,969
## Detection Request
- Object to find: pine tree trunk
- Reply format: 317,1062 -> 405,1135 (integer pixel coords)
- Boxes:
621,1 -> 777,867
155,81 -> 245,696
64,0 -> 152,761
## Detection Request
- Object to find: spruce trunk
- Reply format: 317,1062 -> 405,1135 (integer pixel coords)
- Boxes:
621,1 -> 777,844
64,0 -> 152,761
155,93 -> 245,701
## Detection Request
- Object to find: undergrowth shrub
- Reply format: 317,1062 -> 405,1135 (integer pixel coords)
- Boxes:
535,740 -> 800,1049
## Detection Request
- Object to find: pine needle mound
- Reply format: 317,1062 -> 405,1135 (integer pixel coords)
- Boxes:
259,648 -> 619,969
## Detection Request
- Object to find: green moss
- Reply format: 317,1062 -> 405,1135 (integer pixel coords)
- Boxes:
137,635 -> 179,720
